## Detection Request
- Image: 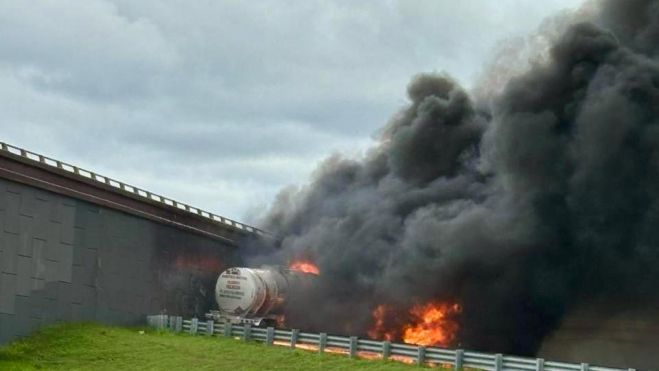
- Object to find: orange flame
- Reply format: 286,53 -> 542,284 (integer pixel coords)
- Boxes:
289,260 -> 320,275
367,304 -> 395,341
368,301 -> 461,347
275,315 -> 286,328
402,302 -> 461,347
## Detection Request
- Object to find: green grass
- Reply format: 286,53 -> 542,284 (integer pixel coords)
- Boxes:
0,323 -> 426,370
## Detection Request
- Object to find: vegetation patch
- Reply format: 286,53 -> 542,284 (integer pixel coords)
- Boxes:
0,323 -> 426,370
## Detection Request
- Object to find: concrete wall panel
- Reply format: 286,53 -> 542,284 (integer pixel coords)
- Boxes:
1,233 -> 18,274
0,273 -> 16,314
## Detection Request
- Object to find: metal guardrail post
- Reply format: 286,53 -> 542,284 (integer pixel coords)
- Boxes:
223,322 -> 232,337
581,363 -> 589,371
455,349 -> 464,371
349,336 -> 357,358
266,327 -> 275,346
175,316 -> 183,333
190,318 -> 198,335
536,358 -> 544,371
382,341 -> 391,360
290,329 -> 299,349
417,346 -> 426,366
243,324 -> 251,341
495,353 -> 503,371
318,333 -> 327,354
206,320 -> 214,336
167,316 -> 173,330
171,316 -> 177,331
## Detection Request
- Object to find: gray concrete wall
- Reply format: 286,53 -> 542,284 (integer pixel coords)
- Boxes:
0,178 -> 239,343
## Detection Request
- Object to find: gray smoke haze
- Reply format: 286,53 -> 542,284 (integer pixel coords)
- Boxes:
246,0 -> 659,358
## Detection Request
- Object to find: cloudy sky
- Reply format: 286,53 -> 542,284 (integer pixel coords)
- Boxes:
0,0 -> 581,225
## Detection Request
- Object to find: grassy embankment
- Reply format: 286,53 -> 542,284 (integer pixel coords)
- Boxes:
0,323 -> 427,370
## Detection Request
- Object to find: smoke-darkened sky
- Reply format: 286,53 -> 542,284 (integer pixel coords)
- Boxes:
0,0 -> 580,223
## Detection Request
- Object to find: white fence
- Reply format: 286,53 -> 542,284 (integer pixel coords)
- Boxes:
146,315 -> 638,371
0,141 -> 270,237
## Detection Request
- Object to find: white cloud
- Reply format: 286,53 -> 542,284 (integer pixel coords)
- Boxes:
0,0 -> 179,101
0,0 -> 581,223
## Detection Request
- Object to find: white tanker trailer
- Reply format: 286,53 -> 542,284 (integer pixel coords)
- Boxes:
206,266 -> 314,326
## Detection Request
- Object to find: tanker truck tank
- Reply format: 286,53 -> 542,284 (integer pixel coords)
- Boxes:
206,266 -> 314,326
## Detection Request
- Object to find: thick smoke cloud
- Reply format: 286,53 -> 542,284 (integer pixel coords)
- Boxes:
247,0 -> 659,357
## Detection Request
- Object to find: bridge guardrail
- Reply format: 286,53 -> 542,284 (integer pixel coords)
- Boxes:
0,141 -> 271,237
146,315 -> 637,371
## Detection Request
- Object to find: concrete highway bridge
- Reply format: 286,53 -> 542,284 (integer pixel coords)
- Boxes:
0,141 -> 270,344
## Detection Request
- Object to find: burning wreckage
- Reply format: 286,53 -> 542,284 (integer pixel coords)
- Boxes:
207,262 -> 461,349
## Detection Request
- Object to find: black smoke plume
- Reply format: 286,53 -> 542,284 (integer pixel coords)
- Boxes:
245,0 -> 659,359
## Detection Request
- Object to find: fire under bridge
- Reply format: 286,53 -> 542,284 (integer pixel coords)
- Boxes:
0,141 -> 656,370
